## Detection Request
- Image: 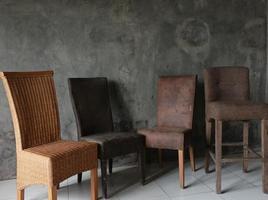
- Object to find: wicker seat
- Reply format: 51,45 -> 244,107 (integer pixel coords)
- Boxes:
0,71 -> 98,200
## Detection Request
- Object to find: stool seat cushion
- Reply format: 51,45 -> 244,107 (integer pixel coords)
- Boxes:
207,101 -> 268,120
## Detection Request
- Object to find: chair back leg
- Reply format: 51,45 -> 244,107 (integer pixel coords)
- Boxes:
205,121 -> 212,173
215,120 -> 222,194
138,149 -> 146,185
78,173 -> 82,183
189,144 -> 195,172
101,159 -> 108,198
108,159 -> 113,174
17,188 -> 24,200
243,121 -> 249,173
91,168 -> 98,200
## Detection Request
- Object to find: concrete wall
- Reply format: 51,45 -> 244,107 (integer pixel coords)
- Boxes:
0,0 -> 266,180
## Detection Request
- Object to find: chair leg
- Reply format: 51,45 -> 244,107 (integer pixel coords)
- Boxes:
261,119 -> 268,193
78,173 -> 82,183
108,159 -> 113,174
243,121 -> 249,173
17,188 -> 24,200
178,148 -> 185,189
48,186 -> 57,200
189,144 -> 195,172
91,168 -> 98,200
215,120 -> 222,194
158,149 -> 163,168
205,120 -> 212,173
101,159 -> 108,199
138,148 -> 146,185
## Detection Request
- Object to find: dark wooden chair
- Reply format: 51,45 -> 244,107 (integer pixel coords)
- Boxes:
138,75 -> 197,188
68,77 -> 145,199
204,66 -> 268,193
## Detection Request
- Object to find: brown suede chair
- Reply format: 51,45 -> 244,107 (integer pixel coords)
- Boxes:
138,75 -> 197,189
68,77 -> 145,199
204,66 -> 268,194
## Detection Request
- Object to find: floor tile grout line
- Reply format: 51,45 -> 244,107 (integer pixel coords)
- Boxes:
193,174 -> 215,193
153,180 -> 172,200
155,173 -> 215,199
224,164 -> 260,188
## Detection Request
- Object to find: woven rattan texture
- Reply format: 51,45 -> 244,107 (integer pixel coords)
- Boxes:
0,71 -> 98,190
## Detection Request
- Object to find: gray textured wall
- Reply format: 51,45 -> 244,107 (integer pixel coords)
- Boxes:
0,0 -> 266,180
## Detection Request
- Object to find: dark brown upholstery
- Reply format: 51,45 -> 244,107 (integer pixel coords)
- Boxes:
68,77 -> 145,198
138,75 -> 197,188
68,77 -> 113,136
83,132 -> 144,158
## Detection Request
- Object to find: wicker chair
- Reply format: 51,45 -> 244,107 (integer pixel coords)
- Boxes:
0,71 -> 98,200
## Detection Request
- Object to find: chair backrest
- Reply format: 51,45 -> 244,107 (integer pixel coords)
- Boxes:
68,78 -> 114,137
0,71 -> 61,150
157,75 -> 197,129
204,67 -> 250,102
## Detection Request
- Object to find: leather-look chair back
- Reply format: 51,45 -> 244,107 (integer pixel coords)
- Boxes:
69,78 -> 114,137
0,71 -> 60,150
204,67 -> 250,102
157,75 -> 196,129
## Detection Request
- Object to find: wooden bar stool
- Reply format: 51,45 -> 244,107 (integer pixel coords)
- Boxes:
204,66 -> 268,194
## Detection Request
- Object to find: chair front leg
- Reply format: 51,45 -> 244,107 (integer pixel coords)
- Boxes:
178,147 -> 185,189
215,120 -> 222,194
48,186 -> 57,200
101,159 -> 108,199
17,188 -> 24,200
91,168 -> 98,200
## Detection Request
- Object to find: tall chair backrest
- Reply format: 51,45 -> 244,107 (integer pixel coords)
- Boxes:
68,78 -> 114,138
157,75 -> 197,129
0,71 -> 61,151
204,67 -> 250,102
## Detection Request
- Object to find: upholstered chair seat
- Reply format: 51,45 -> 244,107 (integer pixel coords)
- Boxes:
138,127 -> 191,150
207,101 -> 268,120
82,132 -> 144,158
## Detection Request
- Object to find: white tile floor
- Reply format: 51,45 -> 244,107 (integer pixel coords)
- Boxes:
0,159 -> 267,200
